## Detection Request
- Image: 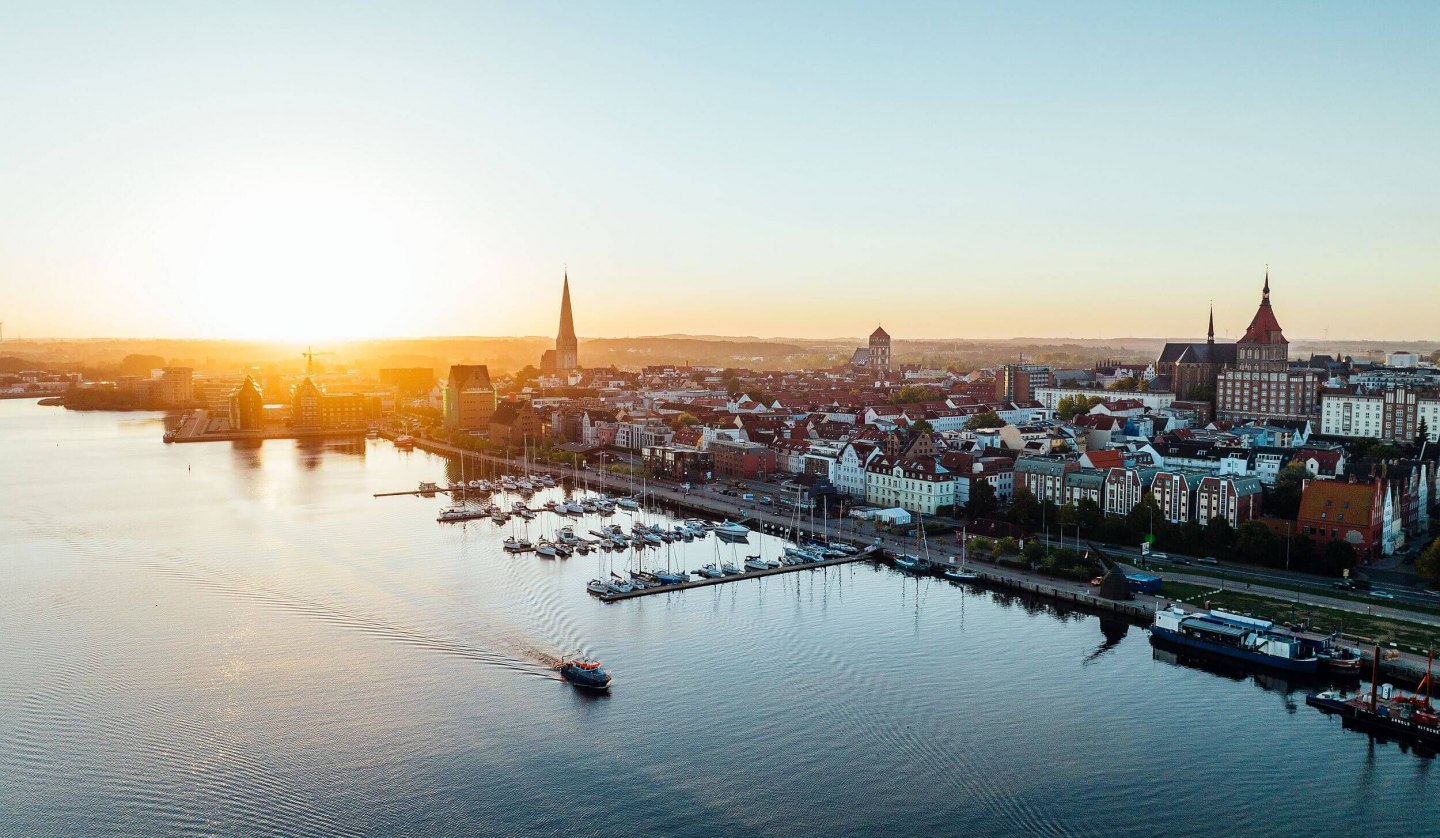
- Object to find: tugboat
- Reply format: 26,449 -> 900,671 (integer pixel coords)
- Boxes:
559,657 -> 613,692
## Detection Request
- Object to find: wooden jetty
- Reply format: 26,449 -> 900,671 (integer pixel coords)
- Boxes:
599,547 -> 883,602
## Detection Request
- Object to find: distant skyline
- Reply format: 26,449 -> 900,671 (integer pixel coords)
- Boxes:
1,2 -> 1437,342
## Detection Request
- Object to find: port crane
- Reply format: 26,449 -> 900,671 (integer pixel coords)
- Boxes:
301,346 -> 334,377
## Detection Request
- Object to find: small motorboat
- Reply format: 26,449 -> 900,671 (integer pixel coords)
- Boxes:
721,561 -> 743,576
559,657 -> 612,691
744,556 -> 769,572
715,520 -> 750,539
586,579 -> 609,596
697,564 -> 725,579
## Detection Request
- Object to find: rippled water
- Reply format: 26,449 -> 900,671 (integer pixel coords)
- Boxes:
2,398 -> 1437,837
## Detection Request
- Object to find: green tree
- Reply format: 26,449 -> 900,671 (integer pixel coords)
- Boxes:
967,411 -> 1006,430
889,385 -> 944,405
995,536 -> 1018,556
1108,376 -> 1139,391
512,365 -> 541,387
1075,498 -> 1103,534
1008,487 -> 1041,530
1321,539 -> 1358,577
1055,395 -> 1104,421
966,480 -> 999,519
1126,495 -> 1162,542
909,419 -> 935,435
1236,521 -> 1276,566
1204,516 -> 1235,551
1056,502 -> 1078,529
1023,539 -> 1047,561
673,412 -> 700,427
1268,463 -> 1309,520
1416,540 -> 1440,581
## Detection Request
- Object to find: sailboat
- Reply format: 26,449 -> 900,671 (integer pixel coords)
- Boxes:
893,512 -> 933,575
943,526 -> 980,582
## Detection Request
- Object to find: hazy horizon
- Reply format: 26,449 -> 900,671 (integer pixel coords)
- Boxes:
3,3 -> 1437,342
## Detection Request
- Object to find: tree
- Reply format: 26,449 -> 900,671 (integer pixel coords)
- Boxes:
1236,521 -> 1277,566
1023,539 -> 1047,561
1268,463 -> 1309,520
1075,498 -> 1103,534
1321,539 -> 1358,577
966,480 -> 999,519
996,536 -> 1018,556
1108,376 -> 1139,391
1204,516 -> 1235,551
1056,502 -> 1078,529
1417,540 -> 1440,581
1418,418 -> 1431,449
674,412 -> 700,427
967,411 -> 1006,430
119,353 -> 166,377
1008,487 -> 1041,530
512,365 -> 541,387
889,385 -> 943,405
1055,395 -> 1104,421
909,419 -> 935,435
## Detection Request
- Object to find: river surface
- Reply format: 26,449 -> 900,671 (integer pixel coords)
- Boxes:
1,398 -> 1437,837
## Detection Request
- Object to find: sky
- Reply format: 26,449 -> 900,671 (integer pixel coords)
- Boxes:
0,1 -> 1436,343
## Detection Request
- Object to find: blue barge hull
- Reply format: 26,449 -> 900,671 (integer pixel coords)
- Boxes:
1150,626 -> 1320,674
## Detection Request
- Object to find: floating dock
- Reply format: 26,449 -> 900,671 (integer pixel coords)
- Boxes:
599,547 -> 883,602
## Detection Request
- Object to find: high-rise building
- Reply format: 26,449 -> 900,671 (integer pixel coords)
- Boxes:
1215,271 -> 1319,423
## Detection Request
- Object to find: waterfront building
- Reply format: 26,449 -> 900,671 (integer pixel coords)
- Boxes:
291,378 -> 369,430
157,367 -> 194,407
228,376 -> 265,431
443,365 -> 497,432
710,437 -> 777,480
1215,272 -> 1319,423
1014,456 -> 1078,505
1297,478 -> 1388,562
1194,474 -> 1262,529
864,455 -> 954,515
1103,467 -> 1146,517
834,440 -> 880,498
489,399 -> 543,449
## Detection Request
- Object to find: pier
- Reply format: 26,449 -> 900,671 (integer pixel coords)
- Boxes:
599,548 -> 882,602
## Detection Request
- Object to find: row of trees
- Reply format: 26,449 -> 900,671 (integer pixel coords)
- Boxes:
966,487 -> 1358,577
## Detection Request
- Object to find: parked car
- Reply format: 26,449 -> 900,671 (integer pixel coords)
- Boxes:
741,493 -> 755,501
1332,580 -> 1355,590
1196,556 -> 1219,566
1372,590 -> 1395,600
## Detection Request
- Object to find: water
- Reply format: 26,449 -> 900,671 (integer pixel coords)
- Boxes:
1,398 -> 1436,837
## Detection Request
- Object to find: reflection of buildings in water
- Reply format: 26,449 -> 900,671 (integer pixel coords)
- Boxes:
293,437 -> 368,470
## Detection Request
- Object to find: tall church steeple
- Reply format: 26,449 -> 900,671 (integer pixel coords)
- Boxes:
1207,303 -> 1215,345
555,269 -> 578,371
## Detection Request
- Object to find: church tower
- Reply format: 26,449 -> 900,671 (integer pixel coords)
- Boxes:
868,326 -> 891,378
1236,268 -> 1288,372
555,270 -> 578,371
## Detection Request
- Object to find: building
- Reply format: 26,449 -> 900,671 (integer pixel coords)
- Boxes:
1014,457 -> 1078,505
489,400 -> 543,449
868,326 -> 891,378
291,378 -> 369,430
541,271 -> 579,373
711,438 -> 777,480
1194,475 -> 1262,528
1156,306 -> 1237,402
834,440 -> 880,498
1150,470 -> 1197,523
996,364 -> 1050,403
227,376 -> 265,431
1320,386 -> 1440,444
443,365 -> 497,431
1297,479 -> 1387,562
864,455 -> 954,515
1103,467 -> 1146,517
157,367 -> 194,407
1215,272 -> 1319,423
380,368 -> 436,397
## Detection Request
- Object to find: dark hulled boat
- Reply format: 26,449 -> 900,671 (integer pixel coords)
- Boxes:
559,657 -> 613,691
1307,646 -> 1440,749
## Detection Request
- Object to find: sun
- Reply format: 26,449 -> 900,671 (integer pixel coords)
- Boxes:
168,176 -> 436,340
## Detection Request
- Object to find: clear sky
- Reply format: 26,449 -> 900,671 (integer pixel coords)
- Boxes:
1,2 -> 1436,342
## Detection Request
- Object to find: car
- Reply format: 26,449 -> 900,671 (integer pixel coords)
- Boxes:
741,493 -> 755,501
759,496 -> 773,505
1372,590 -> 1395,600
1196,556 -> 1219,566
1332,580 -> 1355,590
1089,576 -> 1104,587
1148,552 -> 1169,561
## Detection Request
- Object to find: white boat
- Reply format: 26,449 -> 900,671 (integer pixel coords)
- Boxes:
503,536 -> 531,553
418,481 -> 439,493
744,556 -> 769,572
587,579 -> 609,596
697,564 -> 725,579
617,497 -> 640,511
715,520 -> 750,538
535,539 -> 558,558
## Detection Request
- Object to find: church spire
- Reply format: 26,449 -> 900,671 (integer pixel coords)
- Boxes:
1262,265 -> 1270,305
1207,302 -> 1215,345
555,268 -> 578,371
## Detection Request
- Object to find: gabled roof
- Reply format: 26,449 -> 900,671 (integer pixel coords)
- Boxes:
870,326 -> 890,339
1299,479 -> 1379,521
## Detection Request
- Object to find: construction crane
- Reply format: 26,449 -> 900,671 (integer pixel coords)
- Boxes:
301,345 -> 334,377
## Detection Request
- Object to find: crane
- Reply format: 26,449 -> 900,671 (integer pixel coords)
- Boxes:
301,345 -> 334,378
